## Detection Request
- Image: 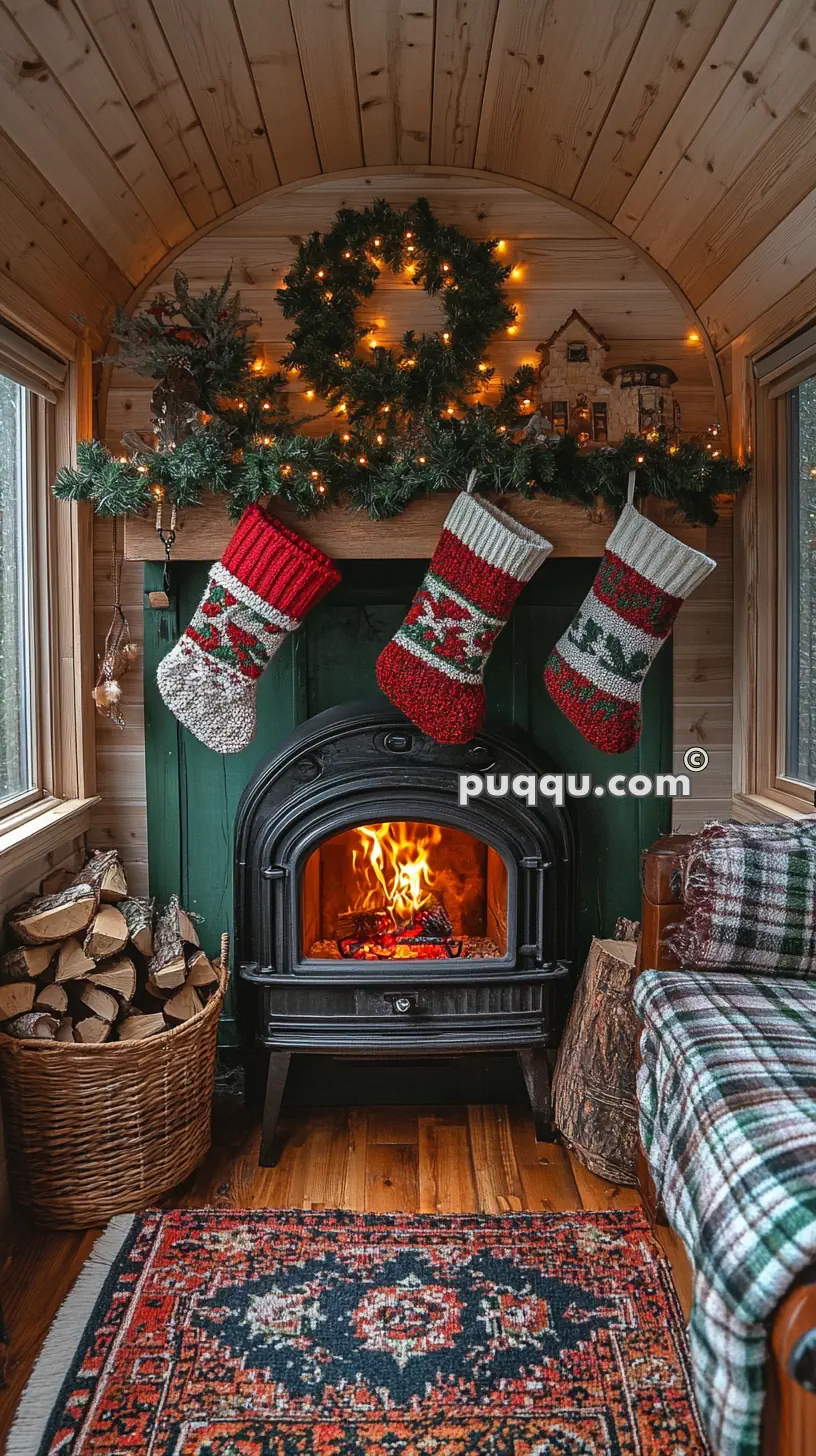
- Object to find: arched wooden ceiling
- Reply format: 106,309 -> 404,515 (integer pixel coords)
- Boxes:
1,0 -> 814,379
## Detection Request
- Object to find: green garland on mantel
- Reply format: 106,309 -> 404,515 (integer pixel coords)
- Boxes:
54,199 -> 749,527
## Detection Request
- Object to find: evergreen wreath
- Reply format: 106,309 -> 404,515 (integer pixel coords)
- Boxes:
278,196 -> 516,424
54,199 -> 749,526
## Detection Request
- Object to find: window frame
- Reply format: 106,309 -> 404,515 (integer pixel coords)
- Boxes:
734,328 -> 816,820
0,388 -> 57,824
0,314 -> 97,870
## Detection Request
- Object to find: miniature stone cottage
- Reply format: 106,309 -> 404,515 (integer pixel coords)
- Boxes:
533,311 -> 680,445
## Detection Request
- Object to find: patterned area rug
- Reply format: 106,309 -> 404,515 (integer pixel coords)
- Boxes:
9,1208 -> 708,1454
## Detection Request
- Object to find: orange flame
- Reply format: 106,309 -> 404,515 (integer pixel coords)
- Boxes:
351,822 -> 442,924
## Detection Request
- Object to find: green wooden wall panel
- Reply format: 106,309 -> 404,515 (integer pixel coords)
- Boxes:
143,557 -> 672,1045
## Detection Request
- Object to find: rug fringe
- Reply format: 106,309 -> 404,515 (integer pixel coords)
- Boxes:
6,1214 -> 136,1456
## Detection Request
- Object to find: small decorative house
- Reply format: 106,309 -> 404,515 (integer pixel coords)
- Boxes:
535,311 -> 680,444
603,363 -> 681,443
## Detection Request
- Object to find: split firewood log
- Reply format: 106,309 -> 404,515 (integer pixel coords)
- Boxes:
89,956 -> 137,1003
0,982 -> 36,1022
163,984 -> 203,1023
117,1012 -> 165,1041
117,898 -> 153,956
73,850 -> 128,903
83,905 -> 129,960
8,884 -> 97,945
185,950 -> 219,990
40,868 -> 76,896
3,1011 -> 59,1040
144,976 -> 173,1002
148,896 -> 198,988
73,1016 -> 111,1044
55,1017 -> 75,1043
33,983 -> 69,1016
0,944 -> 54,983
55,937 -> 96,983
76,984 -> 119,1024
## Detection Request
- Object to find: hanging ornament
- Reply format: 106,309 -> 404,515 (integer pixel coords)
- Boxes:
146,494 -> 177,610
93,519 -> 140,728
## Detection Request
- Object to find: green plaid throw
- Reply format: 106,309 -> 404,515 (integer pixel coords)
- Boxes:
669,822 -> 816,976
635,969 -> 816,1456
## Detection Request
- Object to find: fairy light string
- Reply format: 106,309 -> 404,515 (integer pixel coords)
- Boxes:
53,199 -> 749,526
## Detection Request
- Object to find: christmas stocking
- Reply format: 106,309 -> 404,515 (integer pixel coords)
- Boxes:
543,503 -> 715,753
376,491 -> 552,743
157,504 -> 340,753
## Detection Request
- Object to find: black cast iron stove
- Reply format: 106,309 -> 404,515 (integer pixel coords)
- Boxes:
234,701 -> 574,1163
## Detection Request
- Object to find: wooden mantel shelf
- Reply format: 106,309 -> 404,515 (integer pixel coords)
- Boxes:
123,491 -> 711,562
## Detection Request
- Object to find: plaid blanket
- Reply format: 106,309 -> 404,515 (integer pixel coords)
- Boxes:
668,821 -> 816,976
635,969 -> 816,1456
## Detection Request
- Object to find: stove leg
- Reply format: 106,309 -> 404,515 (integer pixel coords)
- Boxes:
260,1050 -> 291,1167
519,1047 -> 557,1143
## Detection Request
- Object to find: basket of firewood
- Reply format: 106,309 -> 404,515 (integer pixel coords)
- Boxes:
0,851 -> 227,1228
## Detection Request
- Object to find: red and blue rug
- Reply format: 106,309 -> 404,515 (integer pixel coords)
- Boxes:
9,1208 -> 707,1454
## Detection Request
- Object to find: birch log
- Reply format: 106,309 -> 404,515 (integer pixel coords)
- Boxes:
9,885 -> 97,945
552,937 -> 641,1186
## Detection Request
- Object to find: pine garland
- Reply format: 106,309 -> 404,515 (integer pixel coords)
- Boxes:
54,201 -> 750,526
100,271 -> 261,408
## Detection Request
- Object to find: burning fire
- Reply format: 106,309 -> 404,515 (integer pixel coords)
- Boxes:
351,821 -> 442,924
339,822 -> 460,960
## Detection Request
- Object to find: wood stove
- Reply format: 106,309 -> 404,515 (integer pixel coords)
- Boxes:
234,701 -> 574,1163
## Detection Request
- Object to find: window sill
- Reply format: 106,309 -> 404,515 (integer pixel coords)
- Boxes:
0,795 -> 100,881
731,791 -> 816,825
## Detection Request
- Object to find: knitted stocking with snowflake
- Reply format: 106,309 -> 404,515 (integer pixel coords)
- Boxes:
157,505 -> 340,752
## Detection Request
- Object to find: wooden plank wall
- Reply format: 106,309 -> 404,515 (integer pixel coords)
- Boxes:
93,172 -> 728,886
672,510 -> 734,830
1,0 -> 814,375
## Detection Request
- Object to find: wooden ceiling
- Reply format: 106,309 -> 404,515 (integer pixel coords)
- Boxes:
1,0 -> 814,370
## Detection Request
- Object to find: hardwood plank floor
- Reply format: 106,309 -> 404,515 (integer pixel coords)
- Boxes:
0,1101 -> 692,1446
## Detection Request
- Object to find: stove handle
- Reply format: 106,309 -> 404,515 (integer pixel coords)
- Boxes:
519,856 -> 551,967
383,992 -> 420,1015
260,866 -> 287,974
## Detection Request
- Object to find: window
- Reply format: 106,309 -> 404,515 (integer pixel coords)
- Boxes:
735,324 -> 816,819
0,322 -> 72,827
0,375 -> 36,814
785,375 -> 816,785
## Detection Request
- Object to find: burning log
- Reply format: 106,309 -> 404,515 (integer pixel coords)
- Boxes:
337,901 -> 462,961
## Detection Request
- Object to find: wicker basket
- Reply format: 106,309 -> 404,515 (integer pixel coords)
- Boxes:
0,967 -> 226,1228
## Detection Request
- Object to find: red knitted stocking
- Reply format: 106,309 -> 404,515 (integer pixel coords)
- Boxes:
376,491 -> 552,744
157,505 -> 340,753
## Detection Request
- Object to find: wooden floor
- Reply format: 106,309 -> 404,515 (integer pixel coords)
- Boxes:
0,1101 -> 692,1444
